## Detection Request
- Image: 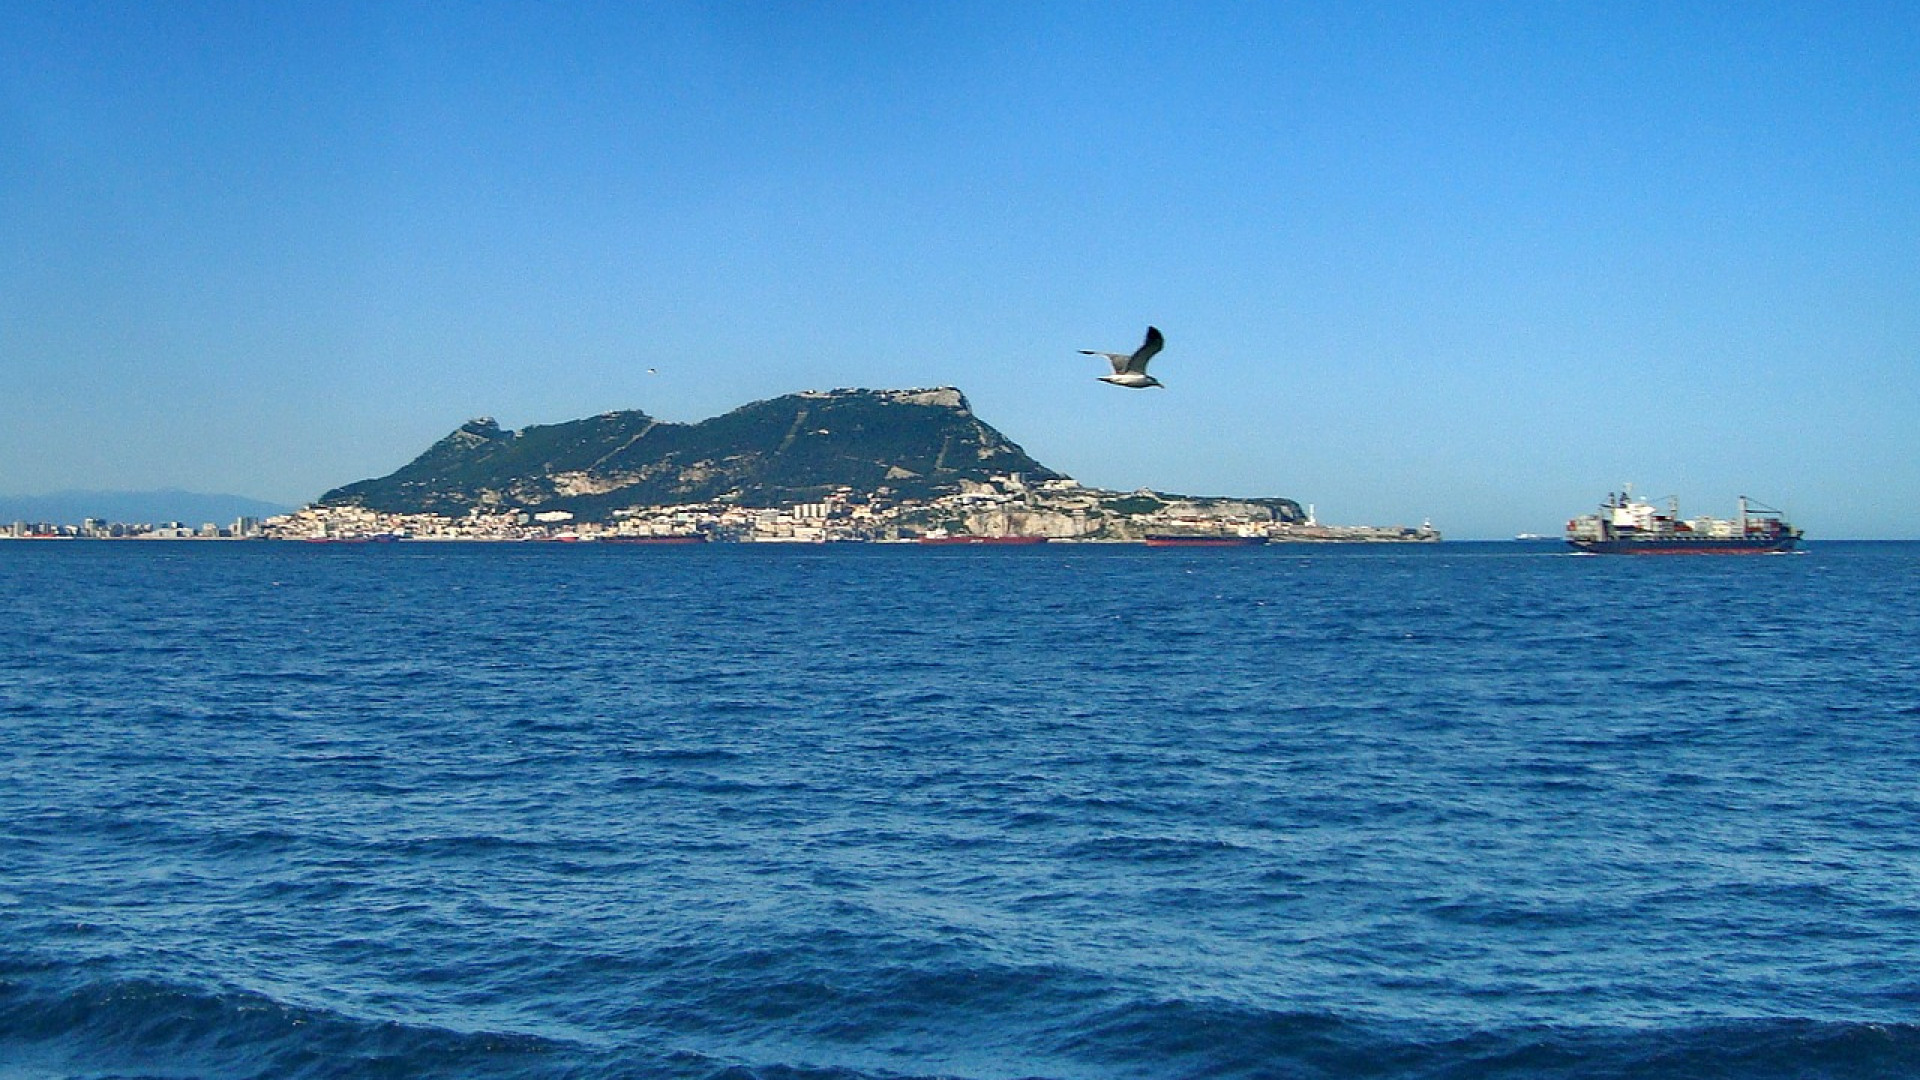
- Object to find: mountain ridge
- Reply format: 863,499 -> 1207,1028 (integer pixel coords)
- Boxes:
319,387 -> 1067,520
0,490 -> 292,527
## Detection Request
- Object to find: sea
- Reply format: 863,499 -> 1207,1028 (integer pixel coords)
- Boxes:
3,540 -> 1918,1080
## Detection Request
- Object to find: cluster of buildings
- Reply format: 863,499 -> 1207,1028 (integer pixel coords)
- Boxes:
5,517 -> 265,540
257,474 -> 1437,544
6,475 -> 1437,545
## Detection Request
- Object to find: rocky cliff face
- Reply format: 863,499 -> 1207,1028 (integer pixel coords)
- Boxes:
318,388 -> 1062,519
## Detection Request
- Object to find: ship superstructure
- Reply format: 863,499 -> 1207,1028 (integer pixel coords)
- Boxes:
1566,489 -> 1801,554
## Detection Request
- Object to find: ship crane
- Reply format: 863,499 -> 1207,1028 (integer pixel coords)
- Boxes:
1737,496 -> 1789,535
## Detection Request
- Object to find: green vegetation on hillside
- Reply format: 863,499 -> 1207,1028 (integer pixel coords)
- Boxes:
319,389 -> 1063,521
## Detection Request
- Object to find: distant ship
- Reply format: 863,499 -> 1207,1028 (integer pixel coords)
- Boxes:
1143,534 -> 1269,548
302,533 -> 401,544
917,533 -> 1048,546
601,534 -> 708,545
1565,490 -> 1801,554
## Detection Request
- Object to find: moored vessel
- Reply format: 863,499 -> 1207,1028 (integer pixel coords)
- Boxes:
601,534 -> 708,545
1144,534 -> 1269,548
1566,490 -> 1800,554
917,533 -> 1048,546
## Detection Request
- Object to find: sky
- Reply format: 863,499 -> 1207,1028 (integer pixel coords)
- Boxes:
3,2 -> 1915,539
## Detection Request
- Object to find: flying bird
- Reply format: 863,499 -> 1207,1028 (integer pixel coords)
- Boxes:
1079,326 -> 1166,388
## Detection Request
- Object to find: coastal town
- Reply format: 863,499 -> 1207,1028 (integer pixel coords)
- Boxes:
6,473 -> 1438,544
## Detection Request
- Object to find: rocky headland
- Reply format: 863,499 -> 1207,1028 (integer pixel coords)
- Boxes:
273,388 -> 1435,543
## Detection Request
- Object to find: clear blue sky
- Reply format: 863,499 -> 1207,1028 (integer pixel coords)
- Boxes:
4,2 -> 1915,538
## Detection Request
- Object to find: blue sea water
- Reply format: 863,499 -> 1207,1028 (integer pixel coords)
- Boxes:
3,540 -> 1919,1080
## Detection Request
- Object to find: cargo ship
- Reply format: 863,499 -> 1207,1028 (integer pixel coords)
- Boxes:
1143,534 -> 1269,548
1565,490 -> 1801,554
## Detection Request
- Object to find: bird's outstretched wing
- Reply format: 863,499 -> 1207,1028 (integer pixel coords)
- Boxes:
1079,327 -> 1165,376
1124,326 -> 1165,373
1079,349 -> 1132,375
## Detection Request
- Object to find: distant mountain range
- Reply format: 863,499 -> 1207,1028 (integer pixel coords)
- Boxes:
319,387 -> 1068,520
0,490 -> 293,527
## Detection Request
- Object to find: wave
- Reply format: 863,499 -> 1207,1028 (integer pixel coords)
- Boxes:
1045,999 -> 1920,1080
6,970 -> 1919,1080
0,975 -> 572,1080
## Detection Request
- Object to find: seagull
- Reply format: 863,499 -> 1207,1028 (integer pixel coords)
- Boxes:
1080,326 -> 1166,388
